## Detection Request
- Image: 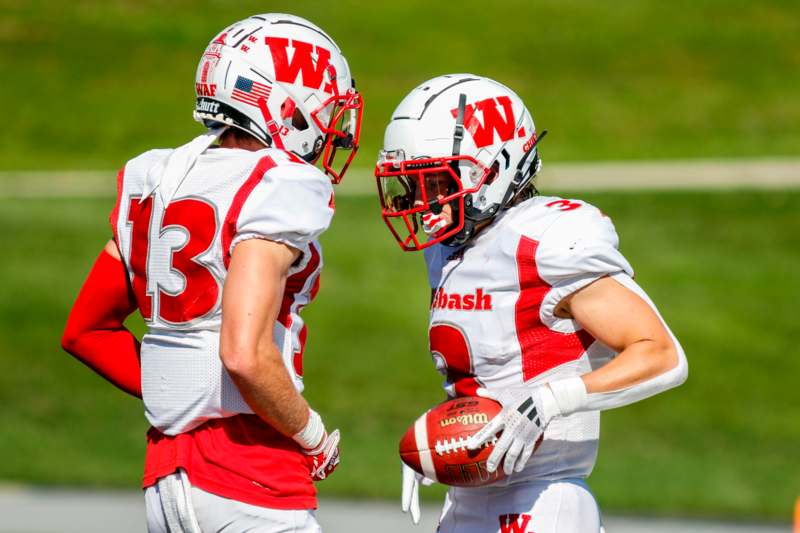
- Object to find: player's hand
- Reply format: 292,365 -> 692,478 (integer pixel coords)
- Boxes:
466,385 -> 560,476
305,429 -> 340,481
401,462 -> 434,525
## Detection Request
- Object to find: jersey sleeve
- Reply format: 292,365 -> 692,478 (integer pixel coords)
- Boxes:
535,202 -> 634,331
231,164 -> 334,253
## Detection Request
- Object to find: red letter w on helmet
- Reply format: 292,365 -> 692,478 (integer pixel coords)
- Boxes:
451,96 -> 520,149
266,37 -> 334,94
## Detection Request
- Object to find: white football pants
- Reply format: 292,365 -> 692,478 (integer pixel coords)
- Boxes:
144,469 -> 322,533
437,478 -> 602,533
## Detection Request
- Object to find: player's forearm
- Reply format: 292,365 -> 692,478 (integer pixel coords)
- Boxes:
547,273 -> 688,416
221,239 -> 325,447
582,337 -> 678,394
223,341 -> 310,437
547,337 -> 687,416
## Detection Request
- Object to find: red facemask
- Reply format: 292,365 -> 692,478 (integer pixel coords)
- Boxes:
310,76 -> 364,184
260,69 -> 363,185
375,154 -> 491,251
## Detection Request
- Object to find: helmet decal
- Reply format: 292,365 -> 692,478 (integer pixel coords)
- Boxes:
266,38 -> 335,94
196,43 -> 223,97
450,96 -> 524,148
231,76 -> 272,107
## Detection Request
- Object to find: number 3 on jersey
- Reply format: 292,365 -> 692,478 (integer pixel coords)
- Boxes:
127,196 -> 219,323
545,199 -> 582,211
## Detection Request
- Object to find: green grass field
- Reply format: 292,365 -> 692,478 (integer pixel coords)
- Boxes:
2,1 -> 799,169
1,0 -> 799,523
0,189 -> 797,520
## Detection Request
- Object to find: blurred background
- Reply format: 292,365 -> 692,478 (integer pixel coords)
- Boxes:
0,0 -> 798,528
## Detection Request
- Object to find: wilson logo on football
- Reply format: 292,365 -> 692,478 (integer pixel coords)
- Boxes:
439,412 -> 489,428
265,37 -> 334,94
450,96 -> 525,148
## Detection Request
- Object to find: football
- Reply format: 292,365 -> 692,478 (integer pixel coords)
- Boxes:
399,396 -> 504,487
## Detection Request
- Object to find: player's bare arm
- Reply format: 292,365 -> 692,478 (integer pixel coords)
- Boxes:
220,238 -> 310,437
470,272 -> 688,475
556,275 -> 679,394
62,239 -> 142,398
221,237 -> 341,480
544,273 -> 688,417
103,239 -> 122,259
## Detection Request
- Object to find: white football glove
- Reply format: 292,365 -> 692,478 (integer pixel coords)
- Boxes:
466,385 -> 560,476
401,462 -> 434,525
305,429 -> 340,481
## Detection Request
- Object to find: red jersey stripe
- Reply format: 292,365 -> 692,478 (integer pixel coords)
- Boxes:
515,236 -> 594,381
221,155 -> 278,269
278,243 -> 321,378
277,243 -> 321,329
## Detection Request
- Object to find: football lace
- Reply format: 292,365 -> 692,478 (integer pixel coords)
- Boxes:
434,435 -> 497,455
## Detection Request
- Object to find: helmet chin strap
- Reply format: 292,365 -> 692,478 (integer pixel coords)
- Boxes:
257,97 -> 285,150
428,198 -> 444,215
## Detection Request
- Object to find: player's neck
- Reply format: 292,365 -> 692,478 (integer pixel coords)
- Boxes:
470,219 -> 494,240
472,186 -> 536,238
218,130 -> 265,151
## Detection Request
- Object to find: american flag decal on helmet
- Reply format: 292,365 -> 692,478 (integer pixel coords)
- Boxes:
231,76 -> 272,107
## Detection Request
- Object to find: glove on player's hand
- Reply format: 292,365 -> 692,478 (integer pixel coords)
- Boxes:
305,429 -> 340,481
401,462 -> 434,525
467,385 -> 559,475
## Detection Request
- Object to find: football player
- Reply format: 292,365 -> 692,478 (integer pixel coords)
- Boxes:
375,74 -> 687,532
61,14 -> 362,532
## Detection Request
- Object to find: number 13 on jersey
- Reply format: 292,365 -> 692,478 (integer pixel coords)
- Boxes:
126,195 -> 220,324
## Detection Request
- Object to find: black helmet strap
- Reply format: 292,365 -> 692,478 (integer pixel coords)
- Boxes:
451,93 -> 467,163
431,92 -> 467,217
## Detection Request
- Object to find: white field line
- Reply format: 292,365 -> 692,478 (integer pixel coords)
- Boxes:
1,159 -> 799,199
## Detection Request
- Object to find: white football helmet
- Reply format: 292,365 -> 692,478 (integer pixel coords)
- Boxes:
194,13 -> 363,183
375,74 -> 544,250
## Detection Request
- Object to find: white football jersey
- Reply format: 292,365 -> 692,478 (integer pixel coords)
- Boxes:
424,195 -> 634,482
111,147 -> 333,435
